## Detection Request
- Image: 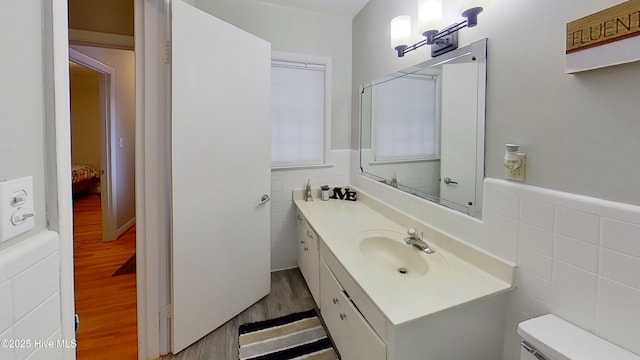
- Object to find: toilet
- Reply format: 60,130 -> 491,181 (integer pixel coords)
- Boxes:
517,314 -> 640,360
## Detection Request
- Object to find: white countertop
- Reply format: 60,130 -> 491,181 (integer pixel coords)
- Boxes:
294,192 -> 513,326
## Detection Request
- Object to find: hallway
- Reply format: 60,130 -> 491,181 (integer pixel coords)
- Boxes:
73,195 -> 137,359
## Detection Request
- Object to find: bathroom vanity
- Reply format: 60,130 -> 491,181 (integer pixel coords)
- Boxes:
294,188 -> 514,360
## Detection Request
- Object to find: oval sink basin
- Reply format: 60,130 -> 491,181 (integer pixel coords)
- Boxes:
353,230 -> 448,278
359,236 -> 428,276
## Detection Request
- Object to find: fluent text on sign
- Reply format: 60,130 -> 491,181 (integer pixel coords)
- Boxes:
566,0 -> 640,53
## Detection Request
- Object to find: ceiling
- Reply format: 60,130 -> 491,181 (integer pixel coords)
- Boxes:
256,0 -> 370,18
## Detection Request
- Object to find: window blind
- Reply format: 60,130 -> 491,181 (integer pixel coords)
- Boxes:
271,61 -> 326,167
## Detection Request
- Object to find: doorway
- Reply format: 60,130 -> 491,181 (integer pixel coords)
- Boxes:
69,50 -> 138,359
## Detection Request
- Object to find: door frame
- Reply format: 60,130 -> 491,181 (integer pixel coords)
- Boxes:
134,0 -> 172,357
53,0 -> 171,359
68,48 -> 118,243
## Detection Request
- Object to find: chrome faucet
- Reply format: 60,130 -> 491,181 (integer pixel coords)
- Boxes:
390,173 -> 398,188
404,228 -> 435,254
304,179 -> 313,202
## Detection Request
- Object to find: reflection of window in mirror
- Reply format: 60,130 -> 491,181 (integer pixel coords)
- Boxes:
372,75 -> 439,162
359,38 -> 487,219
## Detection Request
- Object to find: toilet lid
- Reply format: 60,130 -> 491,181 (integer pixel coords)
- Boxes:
517,315 -> 640,360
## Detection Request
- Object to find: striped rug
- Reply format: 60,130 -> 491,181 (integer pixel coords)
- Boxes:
238,309 -> 338,360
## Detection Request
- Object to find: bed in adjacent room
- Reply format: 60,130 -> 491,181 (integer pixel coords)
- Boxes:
72,164 -> 100,197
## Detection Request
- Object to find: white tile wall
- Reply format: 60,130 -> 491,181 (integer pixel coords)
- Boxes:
490,215 -> 519,263
485,178 -> 640,359
0,231 -> 62,360
595,278 -> 640,354
360,149 -> 440,196
270,150 -> 351,270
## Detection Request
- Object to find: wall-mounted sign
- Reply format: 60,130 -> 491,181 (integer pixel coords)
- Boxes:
566,0 -> 640,54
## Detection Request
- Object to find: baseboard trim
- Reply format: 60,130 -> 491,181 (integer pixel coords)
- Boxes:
115,217 -> 136,239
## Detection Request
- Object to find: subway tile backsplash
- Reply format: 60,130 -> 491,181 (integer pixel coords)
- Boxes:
0,231 -> 61,360
600,248 -> 640,289
519,198 -> 554,230
269,150 -> 351,270
485,178 -> 640,358
555,207 -> 600,245
601,218 -> 640,258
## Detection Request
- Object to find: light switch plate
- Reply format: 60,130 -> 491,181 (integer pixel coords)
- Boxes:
0,176 -> 36,242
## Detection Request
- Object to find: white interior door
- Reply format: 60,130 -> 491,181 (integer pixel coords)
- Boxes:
440,62 -> 479,212
171,0 -> 271,353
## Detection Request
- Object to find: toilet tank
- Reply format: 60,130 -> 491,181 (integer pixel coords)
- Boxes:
517,314 -> 640,360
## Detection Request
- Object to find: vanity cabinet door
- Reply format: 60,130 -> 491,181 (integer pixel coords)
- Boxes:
296,212 -> 307,273
296,211 -> 320,306
320,259 -> 386,360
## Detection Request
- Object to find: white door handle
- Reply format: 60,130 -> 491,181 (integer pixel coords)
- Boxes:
443,177 -> 458,185
258,194 -> 271,205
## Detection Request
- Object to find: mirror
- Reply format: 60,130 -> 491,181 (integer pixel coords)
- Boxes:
359,38 -> 487,219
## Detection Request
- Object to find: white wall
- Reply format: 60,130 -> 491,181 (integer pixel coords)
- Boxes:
193,0 -> 352,150
352,0 -> 640,207
0,1 -> 71,359
70,45 -> 136,232
70,68 -> 102,171
0,1 -> 48,246
191,0 -> 353,270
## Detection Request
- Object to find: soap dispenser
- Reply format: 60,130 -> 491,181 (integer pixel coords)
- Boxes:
304,179 -> 313,202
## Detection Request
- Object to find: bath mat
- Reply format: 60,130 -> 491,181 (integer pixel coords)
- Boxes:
112,253 -> 136,276
239,309 -> 338,360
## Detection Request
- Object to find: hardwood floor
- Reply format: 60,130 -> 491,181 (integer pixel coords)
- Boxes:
163,268 -> 316,360
74,195 -> 314,360
73,194 -> 138,360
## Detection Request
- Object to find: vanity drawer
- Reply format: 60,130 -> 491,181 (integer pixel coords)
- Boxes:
320,241 -> 387,340
296,210 -> 320,306
320,259 -> 385,360
296,211 -> 318,250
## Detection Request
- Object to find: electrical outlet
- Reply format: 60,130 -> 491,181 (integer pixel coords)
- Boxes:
505,153 -> 526,181
0,176 -> 36,242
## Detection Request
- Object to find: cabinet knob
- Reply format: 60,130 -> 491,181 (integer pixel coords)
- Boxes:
332,298 -> 339,304
297,214 -> 303,221
339,313 -> 347,320
300,240 -> 305,244
304,247 -> 308,251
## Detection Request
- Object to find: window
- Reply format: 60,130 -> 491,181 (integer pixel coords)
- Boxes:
271,53 -> 330,168
372,75 -> 439,161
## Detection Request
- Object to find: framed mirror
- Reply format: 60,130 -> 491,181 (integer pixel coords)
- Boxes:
359,38 -> 487,219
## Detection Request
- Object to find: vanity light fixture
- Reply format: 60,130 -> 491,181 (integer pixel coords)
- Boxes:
391,0 -> 489,58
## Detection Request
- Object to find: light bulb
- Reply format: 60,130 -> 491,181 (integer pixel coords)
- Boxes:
418,0 -> 443,36
390,15 -> 411,50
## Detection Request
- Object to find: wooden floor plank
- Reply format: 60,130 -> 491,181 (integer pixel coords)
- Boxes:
73,194 -> 138,360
